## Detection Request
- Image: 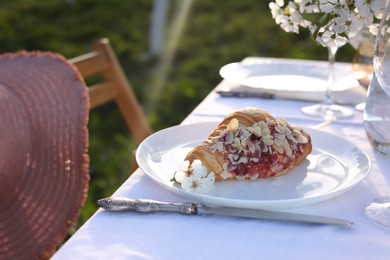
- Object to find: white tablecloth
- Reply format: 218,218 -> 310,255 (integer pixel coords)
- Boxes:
53,58 -> 390,260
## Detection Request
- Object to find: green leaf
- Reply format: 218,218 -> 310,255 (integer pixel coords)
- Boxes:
318,13 -> 334,27
301,12 -> 325,23
170,172 -> 179,183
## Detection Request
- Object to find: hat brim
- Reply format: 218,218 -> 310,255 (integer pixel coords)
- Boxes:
0,51 -> 90,259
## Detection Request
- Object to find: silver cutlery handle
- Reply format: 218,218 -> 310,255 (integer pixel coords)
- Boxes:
97,197 -> 197,215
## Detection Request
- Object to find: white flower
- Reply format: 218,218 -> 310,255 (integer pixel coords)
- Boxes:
319,0 -> 337,13
173,160 -> 215,194
269,2 -> 288,25
269,0 -> 386,47
371,0 -> 387,18
316,30 -> 348,48
355,0 -> 372,17
333,9 -> 364,38
181,172 -> 215,194
299,0 -> 320,13
269,1 -> 307,34
174,159 -> 207,183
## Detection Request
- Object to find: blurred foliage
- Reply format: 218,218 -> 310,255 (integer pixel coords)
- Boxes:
0,0 -> 354,238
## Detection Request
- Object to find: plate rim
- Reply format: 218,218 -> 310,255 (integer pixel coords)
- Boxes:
219,61 -> 357,92
136,122 -> 371,209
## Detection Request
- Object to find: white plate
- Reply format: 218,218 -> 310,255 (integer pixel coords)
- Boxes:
136,122 -> 371,210
219,59 -> 358,93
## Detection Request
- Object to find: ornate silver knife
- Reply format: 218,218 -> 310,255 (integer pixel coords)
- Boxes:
97,197 -> 353,226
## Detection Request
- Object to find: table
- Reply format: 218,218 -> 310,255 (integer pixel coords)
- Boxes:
53,58 -> 390,260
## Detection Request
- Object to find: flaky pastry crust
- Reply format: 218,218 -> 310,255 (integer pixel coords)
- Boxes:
185,107 -> 312,181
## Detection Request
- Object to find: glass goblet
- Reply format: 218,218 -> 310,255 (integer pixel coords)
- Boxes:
301,46 -> 355,119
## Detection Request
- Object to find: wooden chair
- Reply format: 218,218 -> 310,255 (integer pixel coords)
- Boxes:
69,38 -> 152,145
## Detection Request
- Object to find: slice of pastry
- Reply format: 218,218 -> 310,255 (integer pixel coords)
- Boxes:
185,107 -> 312,181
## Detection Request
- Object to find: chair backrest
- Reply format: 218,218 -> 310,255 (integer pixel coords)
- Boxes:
69,38 -> 152,144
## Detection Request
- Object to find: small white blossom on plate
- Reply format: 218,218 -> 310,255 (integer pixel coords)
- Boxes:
173,160 -> 215,194
181,171 -> 215,194
269,0 -> 386,47
174,159 -> 206,183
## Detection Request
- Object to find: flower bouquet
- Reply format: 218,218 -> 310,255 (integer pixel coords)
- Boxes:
269,0 -> 386,47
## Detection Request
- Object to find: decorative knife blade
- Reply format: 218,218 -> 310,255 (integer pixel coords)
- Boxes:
97,197 -> 353,226
216,90 -> 276,99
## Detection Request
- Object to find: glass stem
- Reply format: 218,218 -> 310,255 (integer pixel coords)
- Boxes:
325,46 -> 338,105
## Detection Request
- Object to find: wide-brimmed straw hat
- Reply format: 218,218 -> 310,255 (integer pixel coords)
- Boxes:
0,51 -> 90,259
